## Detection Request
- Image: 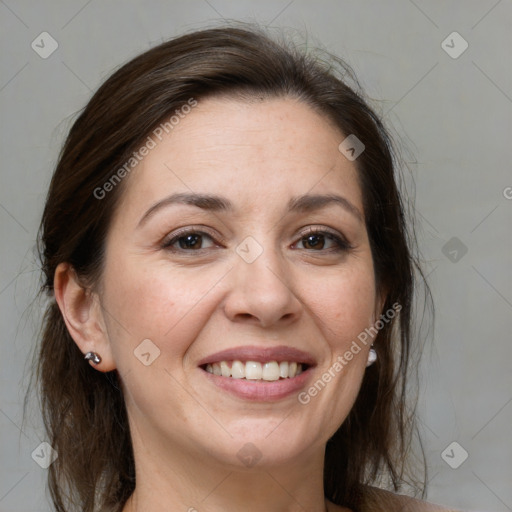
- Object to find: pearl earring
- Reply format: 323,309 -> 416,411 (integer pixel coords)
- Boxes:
84,351 -> 102,365
366,346 -> 377,367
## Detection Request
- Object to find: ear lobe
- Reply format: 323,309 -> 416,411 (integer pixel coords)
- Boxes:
53,262 -> 116,372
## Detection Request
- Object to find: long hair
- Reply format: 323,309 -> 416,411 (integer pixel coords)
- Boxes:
30,24 -> 430,511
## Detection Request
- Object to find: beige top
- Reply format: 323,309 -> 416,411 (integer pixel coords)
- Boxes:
358,487 -> 462,511
117,487 -> 461,512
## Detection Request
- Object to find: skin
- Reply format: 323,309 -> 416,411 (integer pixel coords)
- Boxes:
55,96 -> 385,512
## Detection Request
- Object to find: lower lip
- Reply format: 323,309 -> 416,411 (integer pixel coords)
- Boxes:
200,367 -> 313,401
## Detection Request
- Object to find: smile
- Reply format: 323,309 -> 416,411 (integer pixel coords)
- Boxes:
203,360 -> 307,380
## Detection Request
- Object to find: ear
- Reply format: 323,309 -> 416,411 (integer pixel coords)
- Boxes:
53,262 -> 116,372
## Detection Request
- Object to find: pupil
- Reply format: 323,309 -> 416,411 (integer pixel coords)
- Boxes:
305,234 -> 324,249
180,234 -> 200,249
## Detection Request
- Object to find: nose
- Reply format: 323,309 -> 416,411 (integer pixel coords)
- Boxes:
222,242 -> 302,328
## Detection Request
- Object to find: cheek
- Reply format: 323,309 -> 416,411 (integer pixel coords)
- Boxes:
100,259 -> 228,432
301,265 -> 377,349
101,255 -> 227,365
295,269 -> 376,437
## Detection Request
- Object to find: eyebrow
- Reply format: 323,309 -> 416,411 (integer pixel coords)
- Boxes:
137,192 -> 363,228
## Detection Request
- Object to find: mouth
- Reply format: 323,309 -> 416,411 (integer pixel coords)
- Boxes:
197,345 -> 316,401
201,360 -> 310,380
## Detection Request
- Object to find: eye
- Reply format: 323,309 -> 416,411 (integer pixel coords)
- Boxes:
162,228 -> 217,251
161,226 -> 351,254
294,227 -> 351,252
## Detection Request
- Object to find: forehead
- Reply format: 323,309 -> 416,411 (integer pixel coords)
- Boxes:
116,96 -> 363,218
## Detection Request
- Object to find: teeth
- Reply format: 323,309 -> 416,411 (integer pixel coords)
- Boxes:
204,360 -> 304,380
220,361 -> 231,377
262,361 -> 280,381
245,361 -> 262,380
231,360 -> 245,379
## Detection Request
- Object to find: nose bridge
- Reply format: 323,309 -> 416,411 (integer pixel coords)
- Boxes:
224,233 -> 300,326
235,233 -> 289,294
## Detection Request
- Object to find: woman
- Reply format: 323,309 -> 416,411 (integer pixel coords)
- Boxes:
35,25 -> 457,511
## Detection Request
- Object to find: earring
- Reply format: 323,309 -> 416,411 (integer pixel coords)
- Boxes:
366,346 -> 377,367
84,351 -> 102,365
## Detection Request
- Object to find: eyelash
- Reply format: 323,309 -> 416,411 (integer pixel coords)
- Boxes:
161,226 -> 352,254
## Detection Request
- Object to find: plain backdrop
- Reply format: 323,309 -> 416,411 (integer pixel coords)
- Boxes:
1,1 -> 511,511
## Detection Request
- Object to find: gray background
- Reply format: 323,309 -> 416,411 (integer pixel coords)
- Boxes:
1,1 -> 511,511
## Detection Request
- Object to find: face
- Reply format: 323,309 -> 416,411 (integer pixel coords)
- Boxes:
97,96 -> 383,470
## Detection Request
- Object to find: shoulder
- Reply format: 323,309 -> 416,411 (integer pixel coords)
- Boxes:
358,486 -> 462,512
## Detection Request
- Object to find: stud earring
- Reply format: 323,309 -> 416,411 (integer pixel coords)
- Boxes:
84,351 -> 101,365
366,346 -> 377,367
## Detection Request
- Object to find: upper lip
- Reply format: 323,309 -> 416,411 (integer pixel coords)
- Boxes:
197,345 -> 317,367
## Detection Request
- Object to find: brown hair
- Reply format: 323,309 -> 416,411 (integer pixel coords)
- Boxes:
30,24 -> 430,512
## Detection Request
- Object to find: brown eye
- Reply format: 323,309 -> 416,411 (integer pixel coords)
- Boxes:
162,230 -> 216,251
177,233 -> 202,250
301,233 -> 327,250
295,229 -> 350,252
